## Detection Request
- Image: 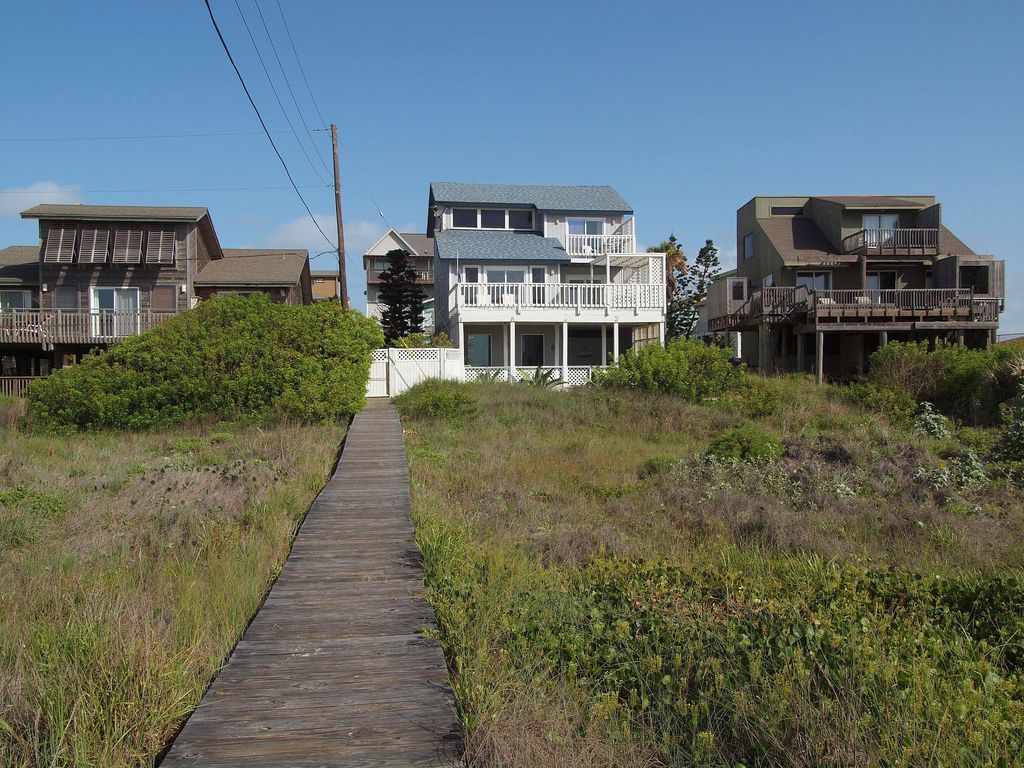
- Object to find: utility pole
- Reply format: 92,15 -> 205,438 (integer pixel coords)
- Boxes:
330,123 -> 349,308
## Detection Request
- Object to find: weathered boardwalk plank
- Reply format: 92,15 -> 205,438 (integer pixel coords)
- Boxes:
162,400 -> 461,767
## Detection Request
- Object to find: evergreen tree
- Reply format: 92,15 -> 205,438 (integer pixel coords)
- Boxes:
678,239 -> 720,339
378,249 -> 424,344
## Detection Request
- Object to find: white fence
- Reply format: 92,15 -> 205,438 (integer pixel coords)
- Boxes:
463,366 -> 595,387
367,347 -> 464,397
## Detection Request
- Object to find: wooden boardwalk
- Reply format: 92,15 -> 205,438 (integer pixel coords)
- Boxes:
162,399 -> 461,767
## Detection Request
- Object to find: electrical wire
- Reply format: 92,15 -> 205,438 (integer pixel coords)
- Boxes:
230,0 -> 329,187
202,0 -> 335,250
0,184 -> 329,194
274,0 -> 328,130
251,0 -> 332,175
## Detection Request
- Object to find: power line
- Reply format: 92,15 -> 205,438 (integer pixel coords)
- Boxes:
0,184 -> 329,194
275,0 -> 328,129
0,130 -> 292,142
251,0 -> 332,175
230,0 -> 329,187
203,0 -> 335,250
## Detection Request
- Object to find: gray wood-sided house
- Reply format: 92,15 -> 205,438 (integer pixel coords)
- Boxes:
706,196 -> 1004,382
0,204 -> 312,392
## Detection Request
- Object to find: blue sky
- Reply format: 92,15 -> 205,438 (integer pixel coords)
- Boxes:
2,1 -> 1022,330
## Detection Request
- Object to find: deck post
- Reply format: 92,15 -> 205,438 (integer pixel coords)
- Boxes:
796,332 -> 804,372
612,320 -> 620,363
879,330 -> 888,348
758,324 -> 768,373
956,329 -> 965,346
815,330 -> 824,386
457,321 -> 465,352
601,323 -> 607,367
508,319 -> 516,381
659,321 -> 666,347
561,321 -> 569,382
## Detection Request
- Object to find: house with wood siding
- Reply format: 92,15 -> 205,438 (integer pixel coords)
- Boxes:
706,196 -> 1004,382
0,204 -> 312,392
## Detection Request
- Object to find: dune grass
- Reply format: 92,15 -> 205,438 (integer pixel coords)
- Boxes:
401,378 -> 1024,767
0,414 -> 342,766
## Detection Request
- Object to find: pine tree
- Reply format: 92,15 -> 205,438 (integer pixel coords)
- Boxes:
378,249 -> 424,344
678,239 -> 720,339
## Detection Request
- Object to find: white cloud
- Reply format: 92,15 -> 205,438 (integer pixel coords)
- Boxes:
264,214 -> 385,263
0,181 -> 80,218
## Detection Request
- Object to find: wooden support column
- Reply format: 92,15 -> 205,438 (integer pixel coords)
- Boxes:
561,321 -> 569,382
600,324 -> 607,367
815,330 -> 824,386
659,321 -> 666,347
796,332 -> 804,372
613,320 -> 620,363
879,330 -> 888,348
457,321 -> 465,353
758,324 -> 768,373
508,319 -> 515,380
956,329 -> 965,346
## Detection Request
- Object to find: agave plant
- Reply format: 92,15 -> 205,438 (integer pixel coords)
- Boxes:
473,369 -> 505,383
521,366 -> 563,389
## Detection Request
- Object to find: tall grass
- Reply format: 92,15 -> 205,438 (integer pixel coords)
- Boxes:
0,419 -> 342,766
402,378 -> 1024,766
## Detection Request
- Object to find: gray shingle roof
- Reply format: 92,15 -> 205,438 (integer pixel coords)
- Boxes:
434,230 -> 570,262
430,182 -> 632,213
397,232 -> 433,259
0,245 -> 39,285
813,196 -> 932,209
195,249 -> 308,286
21,204 -> 210,221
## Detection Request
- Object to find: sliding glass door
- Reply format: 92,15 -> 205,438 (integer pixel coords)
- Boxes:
91,287 -> 139,337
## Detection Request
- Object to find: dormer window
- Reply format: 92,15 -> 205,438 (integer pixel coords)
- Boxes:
451,208 -> 534,230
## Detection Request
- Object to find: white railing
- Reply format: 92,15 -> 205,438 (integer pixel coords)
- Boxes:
456,282 -> 664,312
0,376 -> 40,398
565,234 -> 636,256
463,365 -> 594,386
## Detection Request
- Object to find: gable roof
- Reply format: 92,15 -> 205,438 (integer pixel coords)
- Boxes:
195,249 -> 308,286
21,204 -> 210,222
396,232 -> 433,259
757,216 -> 855,265
430,182 -> 632,213
434,229 -> 570,262
939,225 -> 975,255
0,245 -> 39,285
812,196 -> 932,209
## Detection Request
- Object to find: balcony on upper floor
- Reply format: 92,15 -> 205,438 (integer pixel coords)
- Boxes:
564,218 -> 636,257
842,228 -> 940,257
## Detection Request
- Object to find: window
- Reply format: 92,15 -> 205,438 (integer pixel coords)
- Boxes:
743,232 -> 754,260
78,228 -> 110,264
731,280 -> 746,301
567,219 -> 604,236
530,267 -> 546,284
463,266 -> 479,283
480,209 -> 505,228
452,208 -> 535,230
44,225 -> 76,264
866,271 -> 897,291
452,208 -> 478,228
145,227 -> 176,265
771,206 -> 803,216
91,287 -> 139,337
0,290 -> 32,310
508,209 -> 533,229
112,229 -> 144,264
959,265 -> 990,294
796,271 -> 831,291
863,214 -> 899,247
763,274 -> 774,287
152,285 -> 177,311
54,286 -> 79,310
466,334 -> 491,366
486,268 -> 525,283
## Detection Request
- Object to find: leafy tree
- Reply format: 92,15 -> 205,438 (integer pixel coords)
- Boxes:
378,248 -> 425,344
648,235 -> 687,338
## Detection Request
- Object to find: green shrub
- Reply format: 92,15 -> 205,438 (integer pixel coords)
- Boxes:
913,402 -> 953,439
836,381 -> 917,425
594,339 -> 746,403
394,379 -> 477,422
706,426 -> 783,462
25,295 -> 383,431
868,341 -> 1016,424
995,403 -> 1024,461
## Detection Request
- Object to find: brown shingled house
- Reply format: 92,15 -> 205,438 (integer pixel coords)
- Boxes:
0,204 -> 312,394
707,196 -> 1004,383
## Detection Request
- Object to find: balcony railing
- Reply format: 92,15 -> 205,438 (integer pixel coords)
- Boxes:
0,309 -> 180,349
565,234 -> 636,256
367,269 -> 434,284
0,376 -> 39,398
455,282 -> 664,312
842,228 -> 939,255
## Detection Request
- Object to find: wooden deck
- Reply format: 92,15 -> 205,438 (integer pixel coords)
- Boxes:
161,399 -> 461,767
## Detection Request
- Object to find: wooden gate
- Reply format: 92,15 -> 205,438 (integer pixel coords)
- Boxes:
366,348 -> 464,397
